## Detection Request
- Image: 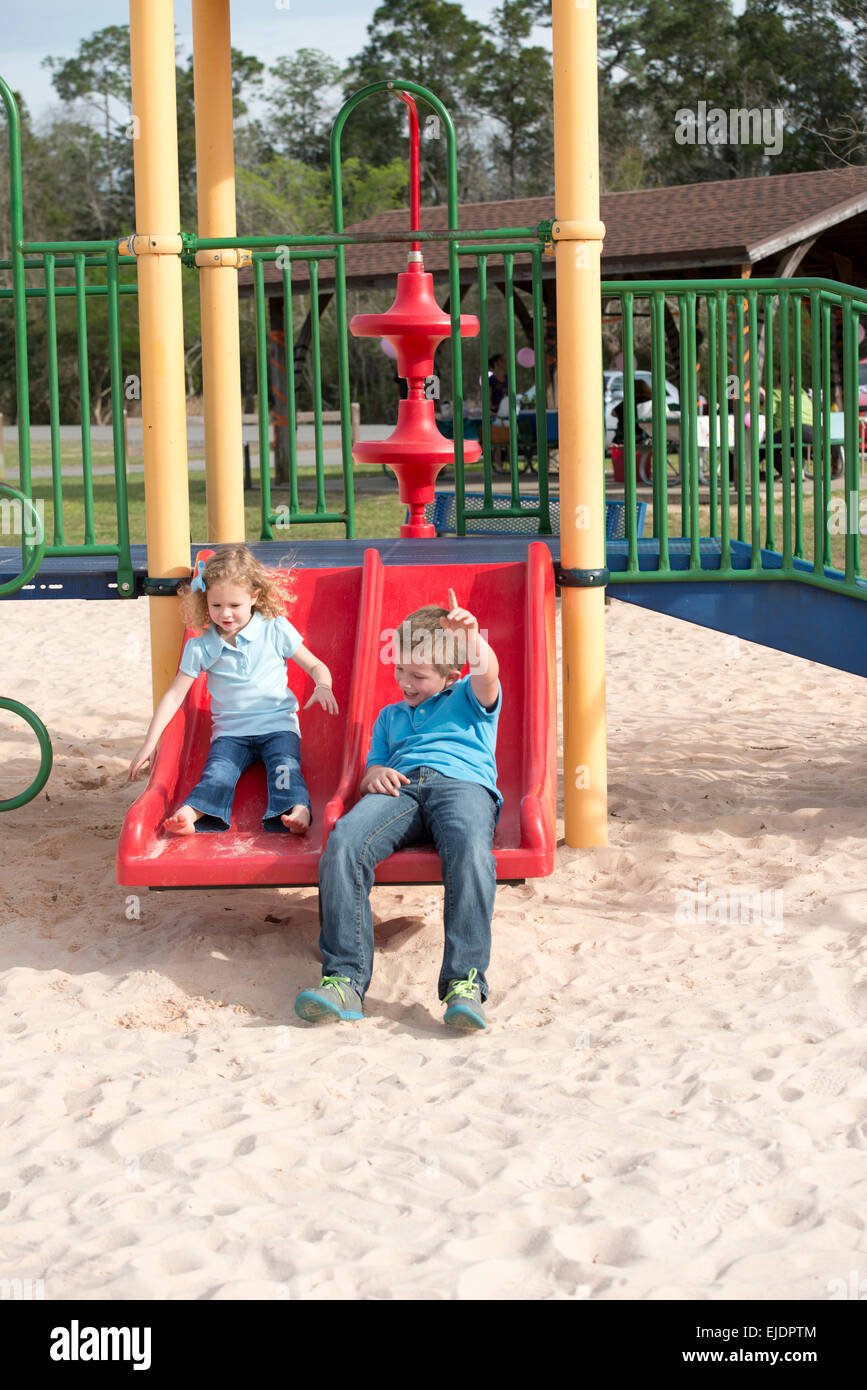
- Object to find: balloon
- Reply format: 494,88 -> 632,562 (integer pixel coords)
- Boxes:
380,338 -> 397,360
516,347 -> 535,368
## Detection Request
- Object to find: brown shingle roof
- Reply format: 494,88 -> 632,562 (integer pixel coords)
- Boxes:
599,166 -> 867,270
239,167 -> 867,292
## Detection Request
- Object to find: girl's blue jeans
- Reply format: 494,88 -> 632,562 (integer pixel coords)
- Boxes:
317,766 -> 499,1002
184,730 -> 311,833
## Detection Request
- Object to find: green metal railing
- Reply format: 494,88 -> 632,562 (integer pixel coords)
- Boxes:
2,76 -> 137,595
237,224 -> 553,539
248,243 -> 355,538
0,240 -> 138,592
604,278 -> 866,601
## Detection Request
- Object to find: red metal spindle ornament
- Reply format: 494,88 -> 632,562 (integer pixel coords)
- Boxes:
349,91 -> 480,537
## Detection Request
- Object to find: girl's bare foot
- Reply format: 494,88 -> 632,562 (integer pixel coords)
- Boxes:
280,804 -> 311,835
162,805 -> 202,835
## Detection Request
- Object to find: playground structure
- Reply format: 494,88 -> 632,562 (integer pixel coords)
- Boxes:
2,0 -> 866,860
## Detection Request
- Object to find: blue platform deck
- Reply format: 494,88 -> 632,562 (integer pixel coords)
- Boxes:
0,539 -> 560,599
607,537 -> 867,678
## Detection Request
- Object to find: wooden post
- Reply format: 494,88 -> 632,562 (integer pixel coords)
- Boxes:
552,0 -> 608,846
192,0 -> 245,542
129,0 -> 192,708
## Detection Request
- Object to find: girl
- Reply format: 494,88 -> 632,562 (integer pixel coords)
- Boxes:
128,544 -> 337,836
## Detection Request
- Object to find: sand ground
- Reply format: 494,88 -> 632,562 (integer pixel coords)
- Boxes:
0,594 -> 865,1301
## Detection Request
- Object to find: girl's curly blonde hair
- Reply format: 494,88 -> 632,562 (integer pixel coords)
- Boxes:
177,544 -> 295,631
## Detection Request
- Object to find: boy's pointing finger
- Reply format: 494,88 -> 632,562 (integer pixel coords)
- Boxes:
447,587 -> 458,612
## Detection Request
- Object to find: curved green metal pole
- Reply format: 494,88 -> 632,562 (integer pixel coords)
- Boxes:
0,484 -> 52,809
0,699 -> 53,811
329,80 -> 459,233
0,483 -> 45,595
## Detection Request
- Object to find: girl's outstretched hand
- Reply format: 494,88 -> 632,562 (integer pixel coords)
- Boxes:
303,684 -> 339,715
128,743 -> 155,780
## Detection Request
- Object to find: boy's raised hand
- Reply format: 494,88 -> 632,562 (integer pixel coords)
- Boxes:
441,587 -> 500,705
440,588 -> 478,635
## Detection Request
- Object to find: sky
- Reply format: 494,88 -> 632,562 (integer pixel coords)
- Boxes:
1,1 -> 551,122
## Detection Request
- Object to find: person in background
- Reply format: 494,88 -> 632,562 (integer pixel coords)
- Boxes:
759,382 -> 842,478
488,354 -> 509,469
488,353 -> 509,414
611,378 -> 653,449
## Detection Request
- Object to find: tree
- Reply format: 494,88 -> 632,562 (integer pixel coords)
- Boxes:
341,0 -> 489,204
41,27 -> 265,237
42,26 -> 132,199
264,49 -> 343,169
470,1 -> 554,198
743,0 -> 864,172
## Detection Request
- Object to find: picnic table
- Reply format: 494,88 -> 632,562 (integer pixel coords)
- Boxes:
437,410 -> 558,474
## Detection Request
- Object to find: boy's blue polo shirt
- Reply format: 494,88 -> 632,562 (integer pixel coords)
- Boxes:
366,675 -> 502,804
179,611 -> 303,739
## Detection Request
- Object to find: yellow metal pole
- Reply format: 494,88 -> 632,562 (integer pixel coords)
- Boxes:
552,0 -> 608,846
129,0 -> 192,709
192,0 -> 246,542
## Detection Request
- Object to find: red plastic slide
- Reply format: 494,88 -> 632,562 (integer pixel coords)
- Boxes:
116,544 -> 556,888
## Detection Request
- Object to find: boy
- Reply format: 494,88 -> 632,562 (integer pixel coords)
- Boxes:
295,589 -> 501,1030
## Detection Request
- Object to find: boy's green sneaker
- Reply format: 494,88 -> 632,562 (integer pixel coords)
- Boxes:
442,968 -> 487,1030
295,974 -> 364,1023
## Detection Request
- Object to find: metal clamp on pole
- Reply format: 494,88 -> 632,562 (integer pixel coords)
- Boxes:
194,248 -> 253,269
117,234 -> 185,257
557,566 -> 610,589
551,219 -> 606,242
140,576 -> 184,596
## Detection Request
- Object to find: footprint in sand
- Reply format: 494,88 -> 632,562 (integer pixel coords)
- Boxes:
551,1222 -> 639,1267
536,1135 -> 608,1187
457,1260 -> 552,1300
751,1197 -> 817,1230
670,1194 -> 749,1244
805,1068 -> 852,1098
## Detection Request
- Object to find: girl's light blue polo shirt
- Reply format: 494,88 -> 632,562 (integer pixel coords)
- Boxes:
179,611 -> 303,739
366,674 -> 502,804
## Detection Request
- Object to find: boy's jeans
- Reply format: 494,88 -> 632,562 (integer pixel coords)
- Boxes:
318,766 -> 499,1002
185,730 -> 310,832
